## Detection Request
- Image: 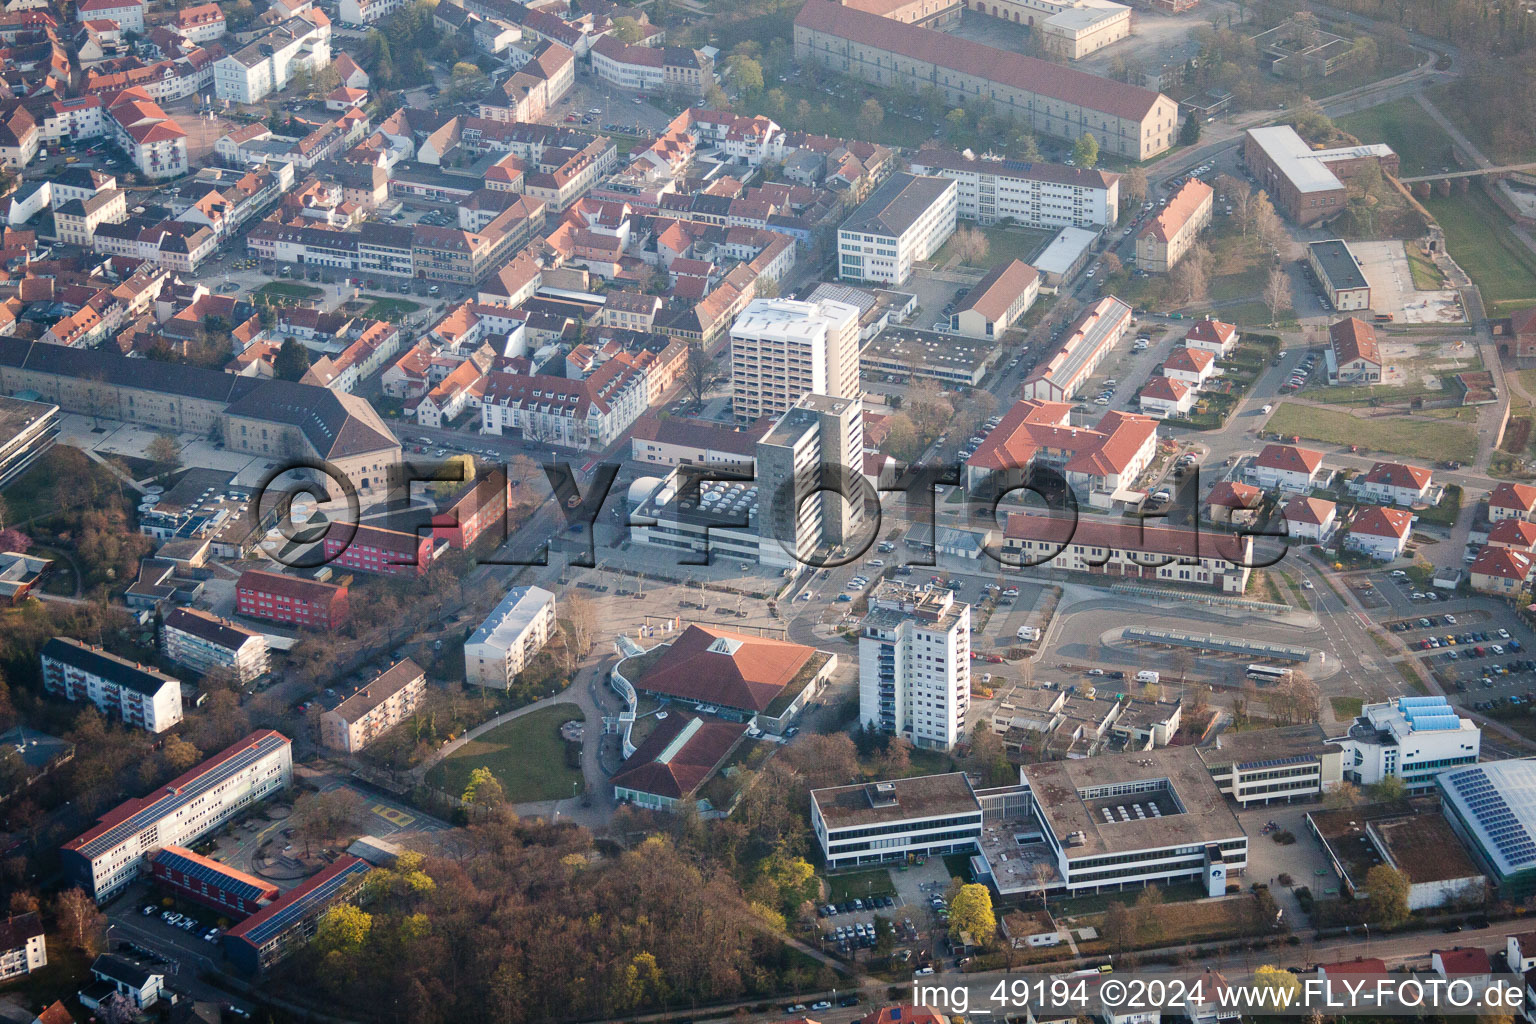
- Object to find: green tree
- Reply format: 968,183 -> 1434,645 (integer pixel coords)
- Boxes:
1367,775 -> 1407,803
463,766 -> 506,810
948,883 -> 996,946
273,337 -> 310,381
1179,115 -> 1202,147
727,55 -> 763,97
611,16 -> 643,42
450,61 -> 488,100
1253,964 -> 1300,1005
1072,132 -> 1100,169
1364,864 -> 1410,928
314,903 -> 373,955
856,98 -> 884,140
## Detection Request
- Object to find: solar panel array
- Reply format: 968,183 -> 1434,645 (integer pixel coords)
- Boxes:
1447,768 -> 1536,869
75,733 -> 287,859
236,858 -> 371,947
154,848 -> 271,903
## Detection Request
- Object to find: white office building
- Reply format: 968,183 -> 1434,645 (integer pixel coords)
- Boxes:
213,14 -> 331,103
40,637 -> 182,734
60,730 -> 292,901
837,172 -> 957,286
1334,696 -> 1481,795
463,585 -> 557,689
908,148 -> 1120,229
729,297 -> 861,423
859,581 -> 970,751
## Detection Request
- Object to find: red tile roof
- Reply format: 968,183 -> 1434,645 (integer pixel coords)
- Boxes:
1207,481 -> 1261,509
1004,512 -> 1250,563
236,568 -> 346,603
609,713 -> 747,800
1255,443 -> 1324,475
957,259 -> 1038,321
633,624 -> 817,712
1471,545 -> 1533,581
794,0 -> 1167,122
1318,957 -> 1388,977
1164,346 -> 1214,373
1330,317 -> 1381,367
1490,482 -> 1536,512
1184,318 -> 1236,347
1140,375 -> 1189,402
967,400 -> 1155,478
1433,947 -> 1493,975
1361,461 -> 1430,491
1488,518 -> 1536,548
1140,180 -> 1212,243
1351,505 -> 1412,539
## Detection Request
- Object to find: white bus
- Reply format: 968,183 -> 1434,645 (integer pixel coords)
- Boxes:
1246,664 -> 1294,683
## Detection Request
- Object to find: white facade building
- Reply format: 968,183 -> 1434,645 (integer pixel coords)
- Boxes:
908,148 -> 1119,229
837,172 -> 957,286
40,637 -> 182,734
1335,697 -> 1480,795
60,730 -> 292,901
729,297 -> 861,423
858,581 -> 970,751
463,585 -> 557,688
160,607 -> 270,685
213,14 -> 331,103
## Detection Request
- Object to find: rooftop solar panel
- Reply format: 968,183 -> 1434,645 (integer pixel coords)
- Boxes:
153,847 -> 273,903
232,858 -> 371,947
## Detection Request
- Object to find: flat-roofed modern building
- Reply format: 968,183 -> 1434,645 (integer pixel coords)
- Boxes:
0,394 -> 58,490
1198,724 -> 1344,806
859,582 -> 971,751
1308,239 -> 1371,311
40,637 -> 183,734
812,772 -> 985,871
1333,696 -> 1480,794
61,730 -> 292,901
319,659 -> 426,753
836,172 -> 957,286
463,586 -> 556,689
729,297 -> 862,423
222,855 -> 371,972
1437,759 -> 1536,901
795,0 -> 1178,159
1024,746 -> 1247,896
907,148 -> 1119,229
755,393 -> 865,568
160,607 -> 269,685
1309,803 -> 1485,910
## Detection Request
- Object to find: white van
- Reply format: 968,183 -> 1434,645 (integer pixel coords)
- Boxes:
1135,670 -> 1160,684
1017,626 -> 1040,642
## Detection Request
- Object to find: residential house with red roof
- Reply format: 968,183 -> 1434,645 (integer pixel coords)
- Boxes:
610,712 -> 748,812
1345,505 -> 1413,561
1351,460 -> 1432,507
1487,518 -> 1536,553
1470,546 -> 1534,597
1431,947 -> 1493,994
1506,931 -> 1536,973
1138,374 -> 1194,419
1162,345 -> 1216,387
1489,482 -> 1536,523
171,2 -> 224,42
1183,317 -> 1239,357
1283,496 -> 1337,542
1205,481 -> 1262,525
106,88 -> 187,180
1137,179 -> 1213,272
479,358 -> 650,450
1328,317 -> 1382,384
1251,443 -> 1326,492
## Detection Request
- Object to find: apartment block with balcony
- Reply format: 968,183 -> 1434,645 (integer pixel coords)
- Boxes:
464,586 -> 556,689
160,607 -> 269,685
319,659 -> 425,753
39,637 -> 182,734
858,581 -> 971,751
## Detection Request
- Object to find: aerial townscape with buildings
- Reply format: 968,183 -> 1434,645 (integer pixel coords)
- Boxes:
4,0 -> 1536,1019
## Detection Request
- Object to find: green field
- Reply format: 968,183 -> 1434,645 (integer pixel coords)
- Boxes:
1337,98 -> 1457,178
426,703 -> 584,803
933,223 -> 1056,269
824,868 -> 897,901
1424,188 -> 1536,315
360,295 -> 422,320
257,280 -> 323,298
1330,696 -> 1363,720
1264,403 -> 1476,464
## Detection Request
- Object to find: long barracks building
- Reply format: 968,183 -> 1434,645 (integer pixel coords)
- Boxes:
794,0 -> 1179,160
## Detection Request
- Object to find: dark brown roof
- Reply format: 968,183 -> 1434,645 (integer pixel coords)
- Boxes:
0,911 -> 43,950
795,0 -> 1167,122
1330,317 -> 1381,367
236,569 -> 345,603
163,607 -> 261,650
329,659 -> 423,723
610,713 -> 746,800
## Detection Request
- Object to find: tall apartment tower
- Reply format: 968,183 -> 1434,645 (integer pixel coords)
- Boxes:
755,393 -> 864,568
729,298 -> 861,423
858,581 -> 971,750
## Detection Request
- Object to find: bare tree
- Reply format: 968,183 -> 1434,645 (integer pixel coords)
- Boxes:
1170,246 -> 1211,305
1123,167 -> 1149,204
1262,266 -> 1293,326
54,887 -> 105,954
565,593 -> 595,661
681,343 -> 717,408
953,226 -> 990,266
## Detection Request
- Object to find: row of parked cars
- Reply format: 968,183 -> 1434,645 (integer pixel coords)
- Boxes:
1281,352 -> 1317,393
818,895 -> 896,916
956,413 -> 1004,462
145,905 -> 220,942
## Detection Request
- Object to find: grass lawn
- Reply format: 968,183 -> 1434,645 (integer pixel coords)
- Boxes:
425,703 -> 583,802
1264,402 -> 1477,464
933,223 -> 1056,269
1405,245 -> 1447,290
361,295 -> 422,320
1337,98 -> 1457,178
1424,188 -> 1536,315
824,868 -> 897,901
1330,696 -> 1363,720
257,280 -> 323,299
